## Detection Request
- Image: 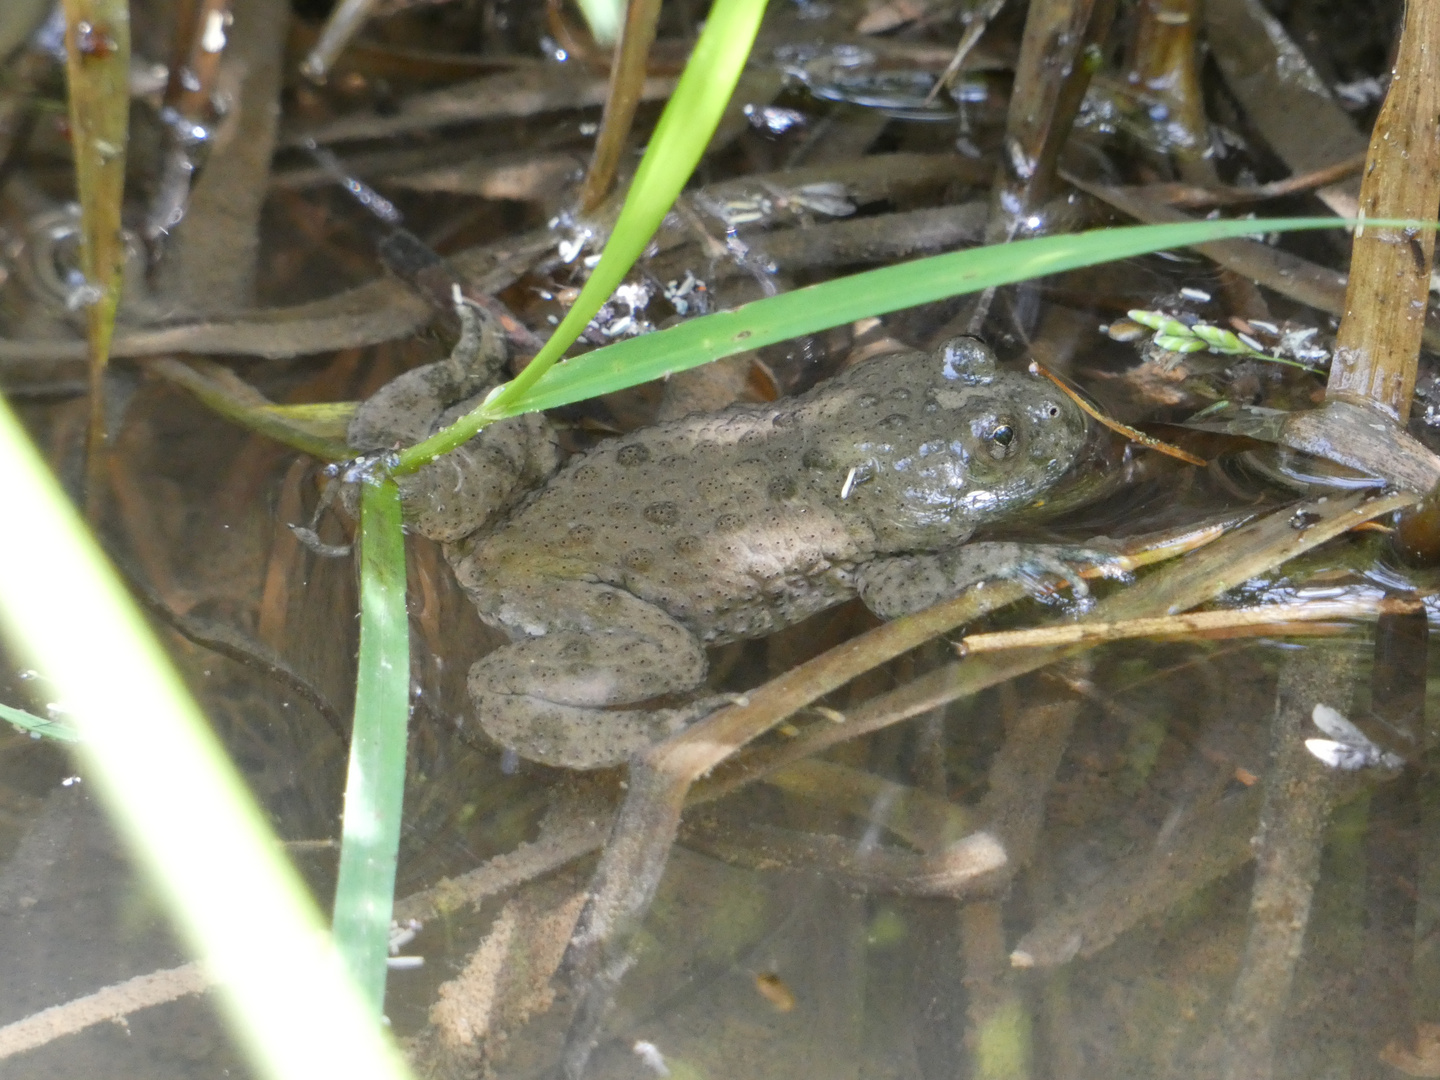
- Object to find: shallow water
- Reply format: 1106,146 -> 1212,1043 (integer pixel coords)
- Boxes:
1,0 -> 1438,1077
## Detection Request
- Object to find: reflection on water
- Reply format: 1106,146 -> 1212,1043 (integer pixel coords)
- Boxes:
6,564 -> 1438,1080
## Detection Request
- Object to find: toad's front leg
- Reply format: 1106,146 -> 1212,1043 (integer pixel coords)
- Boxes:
346,290 -> 557,541
857,541 -> 1122,619
467,579 -> 720,770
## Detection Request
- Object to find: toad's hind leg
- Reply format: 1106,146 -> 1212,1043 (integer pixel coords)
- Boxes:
467,584 -> 716,770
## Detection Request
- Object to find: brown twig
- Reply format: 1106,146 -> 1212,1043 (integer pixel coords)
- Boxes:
286,67 -> 679,148
679,817 -> 1007,896
0,963 -> 211,1059
953,597 -> 1413,656
1030,359 -> 1205,465
1121,152 -> 1368,210
1011,783 -> 1265,967
150,0 -> 288,314
576,0 -> 662,213
1207,646 -> 1354,1080
993,0 -> 1118,223
920,0 -> 1005,107
299,0 -> 383,82
393,813 -> 607,925
1203,0 -> 1367,218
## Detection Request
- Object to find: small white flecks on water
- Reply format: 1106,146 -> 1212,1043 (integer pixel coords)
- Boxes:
389,918 -> 421,952
633,1041 -> 670,1077
557,235 -> 585,263
200,9 -> 229,52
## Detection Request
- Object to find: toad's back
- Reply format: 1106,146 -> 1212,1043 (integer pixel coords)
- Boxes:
448,343 -> 1088,645
451,403 -> 873,643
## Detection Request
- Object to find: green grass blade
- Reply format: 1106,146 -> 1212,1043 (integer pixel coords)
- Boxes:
432,0 -> 768,436
495,217 -> 1356,415
0,400 -> 411,1078
0,700 -> 82,742
397,216 -> 1396,461
332,477 -> 411,1013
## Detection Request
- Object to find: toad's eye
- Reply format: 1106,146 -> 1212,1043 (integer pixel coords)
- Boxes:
986,423 -> 1017,459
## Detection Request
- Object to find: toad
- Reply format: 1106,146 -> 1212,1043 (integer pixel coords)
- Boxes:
348,300 -> 1093,769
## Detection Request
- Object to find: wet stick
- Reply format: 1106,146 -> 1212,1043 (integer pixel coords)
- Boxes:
576,0 -> 662,213
961,694 -> 1080,1080
151,0 -> 287,311
963,0 -> 1116,329
149,0 -> 232,268
965,901 -> 1033,1080
992,0 -> 1117,226
300,0 -> 381,81
1208,645 -> 1355,1080
1416,781 -> 1440,1025
1012,783 -> 1266,968
1328,0 -> 1440,420
1124,0 -> 1208,171
60,0 -> 129,516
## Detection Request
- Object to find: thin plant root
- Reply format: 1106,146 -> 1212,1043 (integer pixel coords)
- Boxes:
0,963 -> 211,1060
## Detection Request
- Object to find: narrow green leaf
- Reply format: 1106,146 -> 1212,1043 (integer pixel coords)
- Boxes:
399,216 -> 1440,468
0,700 -> 81,742
333,477 -> 411,1013
0,397 -> 411,1080
489,217 -> 1387,418
468,0 -> 769,420
400,216 -> 1384,467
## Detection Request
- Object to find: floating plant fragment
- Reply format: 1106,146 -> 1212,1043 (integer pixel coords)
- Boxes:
1304,703 -> 1404,772
1122,308 -> 1327,373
